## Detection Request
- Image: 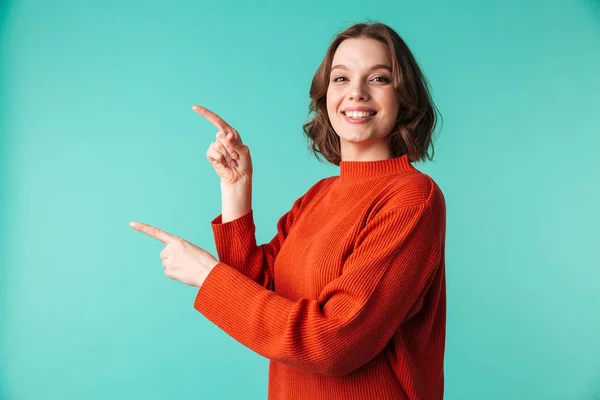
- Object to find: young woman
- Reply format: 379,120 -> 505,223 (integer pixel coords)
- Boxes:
132,21 -> 446,400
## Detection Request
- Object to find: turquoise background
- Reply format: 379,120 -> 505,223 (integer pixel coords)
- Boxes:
2,1 -> 600,399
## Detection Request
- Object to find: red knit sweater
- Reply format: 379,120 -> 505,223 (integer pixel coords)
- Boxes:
194,154 -> 447,399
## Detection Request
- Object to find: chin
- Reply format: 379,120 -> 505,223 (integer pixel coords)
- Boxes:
338,134 -> 372,144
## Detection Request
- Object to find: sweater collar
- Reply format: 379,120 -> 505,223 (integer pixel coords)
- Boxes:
338,154 -> 414,182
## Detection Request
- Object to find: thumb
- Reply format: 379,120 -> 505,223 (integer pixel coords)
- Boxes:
223,127 -> 243,148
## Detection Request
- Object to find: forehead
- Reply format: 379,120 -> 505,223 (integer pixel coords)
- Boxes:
331,37 -> 391,68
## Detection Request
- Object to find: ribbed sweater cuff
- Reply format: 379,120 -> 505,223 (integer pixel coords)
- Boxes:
211,211 -> 256,257
211,210 -> 255,238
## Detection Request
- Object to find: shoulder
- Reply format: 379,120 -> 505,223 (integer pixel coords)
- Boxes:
290,176 -> 336,210
383,171 -> 446,236
304,176 -> 336,196
378,170 -> 446,213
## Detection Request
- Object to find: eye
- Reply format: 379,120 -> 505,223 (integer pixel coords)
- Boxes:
331,76 -> 390,83
373,76 -> 390,83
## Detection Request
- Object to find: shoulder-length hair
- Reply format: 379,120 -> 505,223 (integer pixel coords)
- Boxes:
302,22 -> 441,165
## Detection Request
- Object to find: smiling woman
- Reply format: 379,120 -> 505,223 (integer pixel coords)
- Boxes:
137,20 -> 446,400
304,22 -> 440,164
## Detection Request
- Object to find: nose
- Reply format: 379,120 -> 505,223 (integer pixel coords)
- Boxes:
348,80 -> 369,101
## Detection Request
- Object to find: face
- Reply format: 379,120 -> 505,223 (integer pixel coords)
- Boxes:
326,37 -> 399,161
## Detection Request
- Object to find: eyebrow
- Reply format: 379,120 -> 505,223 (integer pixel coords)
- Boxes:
330,64 -> 392,72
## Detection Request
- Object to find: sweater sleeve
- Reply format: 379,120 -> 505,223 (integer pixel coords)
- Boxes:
194,201 -> 442,376
209,178 -> 326,290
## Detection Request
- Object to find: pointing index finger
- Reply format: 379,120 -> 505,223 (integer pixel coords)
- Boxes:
130,221 -> 175,244
192,105 -> 230,131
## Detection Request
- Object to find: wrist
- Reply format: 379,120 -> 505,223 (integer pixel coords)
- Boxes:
220,175 -> 252,189
197,259 -> 219,288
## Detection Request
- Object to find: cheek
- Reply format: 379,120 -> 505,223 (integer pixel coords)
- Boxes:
326,91 -> 338,115
381,94 -> 399,120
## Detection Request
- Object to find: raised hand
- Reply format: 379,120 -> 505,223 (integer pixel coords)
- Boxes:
193,105 -> 253,186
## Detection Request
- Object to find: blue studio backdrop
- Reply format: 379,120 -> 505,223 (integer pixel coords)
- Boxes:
1,1 -> 599,399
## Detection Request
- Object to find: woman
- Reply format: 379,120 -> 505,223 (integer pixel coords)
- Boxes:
132,21 -> 446,400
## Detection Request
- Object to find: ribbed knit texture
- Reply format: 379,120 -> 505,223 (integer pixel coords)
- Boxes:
194,154 -> 447,400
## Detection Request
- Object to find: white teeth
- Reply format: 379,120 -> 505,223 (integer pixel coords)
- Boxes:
344,111 -> 376,118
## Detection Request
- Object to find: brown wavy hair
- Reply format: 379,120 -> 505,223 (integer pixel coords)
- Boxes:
302,21 -> 441,165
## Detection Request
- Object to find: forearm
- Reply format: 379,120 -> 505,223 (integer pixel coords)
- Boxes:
221,177 -> 252,223
217,177 -> 273,288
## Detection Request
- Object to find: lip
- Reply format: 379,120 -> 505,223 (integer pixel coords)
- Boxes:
342,106 -> 377,113
342,112 -> 375,124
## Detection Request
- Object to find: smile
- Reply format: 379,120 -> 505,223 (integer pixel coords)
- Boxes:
342,111 -> 376,124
